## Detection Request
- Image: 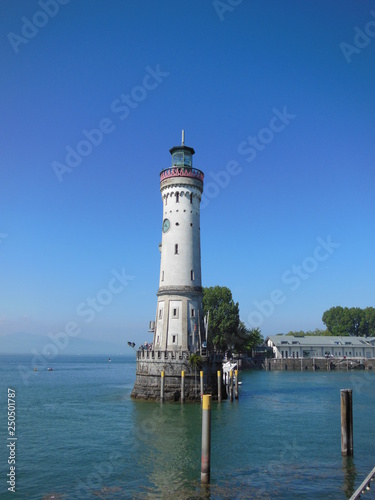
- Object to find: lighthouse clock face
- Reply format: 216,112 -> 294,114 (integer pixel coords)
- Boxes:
162,218 -> 170,233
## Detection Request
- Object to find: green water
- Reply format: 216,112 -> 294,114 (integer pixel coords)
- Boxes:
1,355 -> 374,499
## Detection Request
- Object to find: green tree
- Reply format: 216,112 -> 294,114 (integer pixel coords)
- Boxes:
234,322 -> 263,354
322,306 -> 375,337
322,306 -> 348,336
362,307 -> 375,337
203,286 -> 239,352
286,328 -> 329,336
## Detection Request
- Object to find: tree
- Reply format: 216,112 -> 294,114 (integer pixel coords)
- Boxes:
235,323 -> 264,354
203,287 -> 263,353
362,307 -> 375,337
203,286 -> 240,352
322,306 -> 347,336
322,306 -> 375,337
286,328 -> 329,336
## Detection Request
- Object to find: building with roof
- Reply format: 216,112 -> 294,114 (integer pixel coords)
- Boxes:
266,335 -> 375,359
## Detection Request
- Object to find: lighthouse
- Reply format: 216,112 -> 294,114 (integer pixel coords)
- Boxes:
131,132 -> 222,401
154,130 -> 204,353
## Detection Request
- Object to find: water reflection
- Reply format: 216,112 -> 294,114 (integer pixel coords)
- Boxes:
126,371 -> 375,499
342,456 -> 356,498
132,401 -> 203,498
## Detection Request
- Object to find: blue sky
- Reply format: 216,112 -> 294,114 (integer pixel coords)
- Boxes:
1,0 -> 374,351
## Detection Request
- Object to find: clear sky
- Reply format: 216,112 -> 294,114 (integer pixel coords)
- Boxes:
1,0 -> 374,351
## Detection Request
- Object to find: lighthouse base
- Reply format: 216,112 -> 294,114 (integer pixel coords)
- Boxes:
131,349 -> 223,402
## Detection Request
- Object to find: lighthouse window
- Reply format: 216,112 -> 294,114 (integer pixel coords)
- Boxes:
191,308 -> 195,318
176,192 -> 179,203
175,244 -> 179,254
159,309 -> 162,319
190,193 -> 193,204
172,335 -> 176,343
191,270 -> 194,280
172,308 -> 179,318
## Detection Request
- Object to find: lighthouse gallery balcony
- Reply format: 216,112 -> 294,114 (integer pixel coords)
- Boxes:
160,167 -> 204,183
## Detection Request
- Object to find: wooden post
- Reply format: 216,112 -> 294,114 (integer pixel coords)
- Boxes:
229,370 -> 233,402
234,369 -> 239,400
160,370 -> 165,403
217,370 -> 222,402
341,389 -> 353,456
200,370 -> 204,401
181,370 -> 185,403
201,395 -> 212,484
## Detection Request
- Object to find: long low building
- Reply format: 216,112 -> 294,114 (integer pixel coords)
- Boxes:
266,335 -> 375,359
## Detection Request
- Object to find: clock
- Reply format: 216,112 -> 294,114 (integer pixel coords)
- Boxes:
162,218 -> 170,233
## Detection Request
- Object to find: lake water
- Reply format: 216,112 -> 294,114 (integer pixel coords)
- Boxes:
1,354 -> 375,499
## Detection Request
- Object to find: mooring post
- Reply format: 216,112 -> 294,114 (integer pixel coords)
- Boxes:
201,394 -> 212,484
200,370 -> 204,401
181,370 -> 185,403
234,369 -> 239,400
217,370 -> 222,402
341,389 -> 353,456
160,370 -> 165,403
229,370 -> 233,402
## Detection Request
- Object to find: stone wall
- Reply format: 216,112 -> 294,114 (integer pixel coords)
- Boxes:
265,357 -> 375,371
131,350 -> 223,401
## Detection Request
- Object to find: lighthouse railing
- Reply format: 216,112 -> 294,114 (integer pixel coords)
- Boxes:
160,167 -> 204,182
137,348 -> 222,363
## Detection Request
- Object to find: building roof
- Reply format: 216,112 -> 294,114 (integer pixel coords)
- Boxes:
266,335 -> 373,348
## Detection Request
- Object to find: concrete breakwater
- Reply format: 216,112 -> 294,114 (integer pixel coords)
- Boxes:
265,357 -> 375,371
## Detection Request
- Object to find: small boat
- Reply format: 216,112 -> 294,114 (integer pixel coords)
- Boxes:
47,367 -> 53,371
33,368 -> 38,372
108,358 -> 111,362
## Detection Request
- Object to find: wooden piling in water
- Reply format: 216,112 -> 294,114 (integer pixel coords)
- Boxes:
160,370 -> 165,403
200,370 -> 204,401
217,370 -> 222,402
181,370 -> 185,403
229,370 -> 233,402
234,369 -> 239,400
341,389 -> 353,456
201,395 -> 212,484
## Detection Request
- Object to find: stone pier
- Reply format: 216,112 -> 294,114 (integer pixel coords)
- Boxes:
131,349 -> 223,402
265,357 -> 375,371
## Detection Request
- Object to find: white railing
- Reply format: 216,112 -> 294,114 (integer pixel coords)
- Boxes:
350,466 -> 375,499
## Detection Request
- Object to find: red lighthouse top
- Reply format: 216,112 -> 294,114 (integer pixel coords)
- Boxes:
160,130 -> 204,183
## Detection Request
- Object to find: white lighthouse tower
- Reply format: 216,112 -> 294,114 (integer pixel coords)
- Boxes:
131,133 -> 222,401
153,131 -> 205,353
